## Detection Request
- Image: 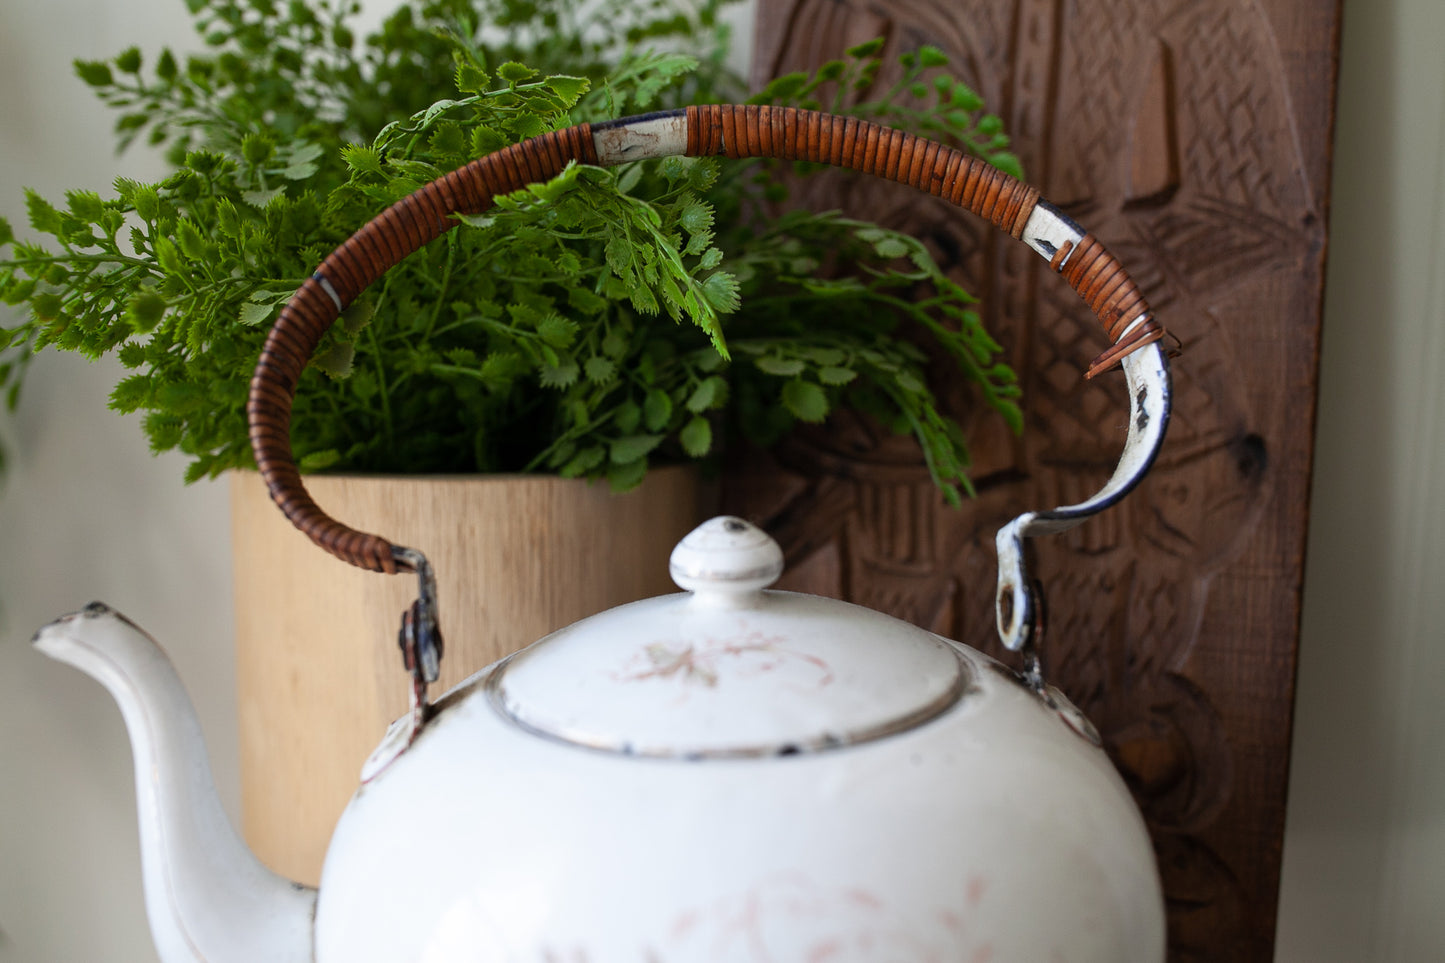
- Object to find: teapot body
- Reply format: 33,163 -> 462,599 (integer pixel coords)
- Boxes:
315,611 -> 1164,963
31,106 -> 1181,963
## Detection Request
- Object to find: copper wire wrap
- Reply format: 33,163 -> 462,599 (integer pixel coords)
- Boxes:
247,125 -> 599,572
1046,236 -> 1167,379
683,105 -> 1040,239
683,106 -> 1162,378
250,105 -> 1166,573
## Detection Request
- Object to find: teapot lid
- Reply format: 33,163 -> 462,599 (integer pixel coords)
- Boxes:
488,517 -> 970,758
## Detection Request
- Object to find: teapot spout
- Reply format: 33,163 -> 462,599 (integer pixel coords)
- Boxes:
34,603 -> 316,963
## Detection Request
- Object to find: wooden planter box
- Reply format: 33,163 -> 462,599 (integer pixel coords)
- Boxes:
230,467 -> 708,884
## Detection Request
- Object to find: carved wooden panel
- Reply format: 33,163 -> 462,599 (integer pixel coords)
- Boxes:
727,2 -> 1340,960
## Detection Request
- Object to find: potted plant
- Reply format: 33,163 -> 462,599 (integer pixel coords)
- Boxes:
0,0 -> 1024,882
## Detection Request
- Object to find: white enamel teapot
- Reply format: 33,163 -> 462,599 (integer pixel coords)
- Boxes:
35,106 -> 1172,962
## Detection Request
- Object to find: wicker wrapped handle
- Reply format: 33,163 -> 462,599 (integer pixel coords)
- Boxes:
248,105 -> 1167,580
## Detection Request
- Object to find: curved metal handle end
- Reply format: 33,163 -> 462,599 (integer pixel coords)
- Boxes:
992,341 -> 1172,663
395,547 -> 443,689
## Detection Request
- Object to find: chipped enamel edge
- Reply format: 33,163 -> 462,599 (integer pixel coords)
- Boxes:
592,112 -> 689,166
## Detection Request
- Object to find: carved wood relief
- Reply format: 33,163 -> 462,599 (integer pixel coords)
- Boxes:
728,2 -> 1340,960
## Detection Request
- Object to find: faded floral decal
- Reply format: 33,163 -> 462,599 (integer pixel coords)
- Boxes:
421,872 -> 995,961
655,872 -> 995,962
615,628 -> 834,690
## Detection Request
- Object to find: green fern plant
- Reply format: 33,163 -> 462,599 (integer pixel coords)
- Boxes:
0,0 -> 1023,503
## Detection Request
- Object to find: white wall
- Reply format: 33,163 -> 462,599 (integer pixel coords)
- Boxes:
0,1 -> 1439,961
1275,0 -> 1445,960
0,4 -> 229,961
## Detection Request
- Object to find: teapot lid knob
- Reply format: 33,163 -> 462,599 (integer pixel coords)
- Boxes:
669,516 -> 784,600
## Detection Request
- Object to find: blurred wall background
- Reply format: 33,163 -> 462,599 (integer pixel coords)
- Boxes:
0,3 -> 232,960
1274,0 -> 1445,960
0,1 -> 1439,961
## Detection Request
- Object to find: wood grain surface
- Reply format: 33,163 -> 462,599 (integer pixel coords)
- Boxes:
232,467 -> 708,884
732,3 -> 1341,960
